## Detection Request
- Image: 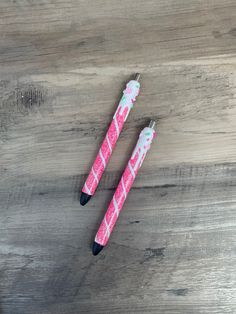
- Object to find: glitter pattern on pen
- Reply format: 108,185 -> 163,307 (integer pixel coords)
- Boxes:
94,121 -> 156,247
81,75 -> 140,202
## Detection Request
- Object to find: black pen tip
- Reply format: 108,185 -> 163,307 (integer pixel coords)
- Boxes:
80,192 -> 92,206
92,242 -> 104,256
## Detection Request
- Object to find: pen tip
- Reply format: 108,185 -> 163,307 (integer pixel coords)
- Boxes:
134,73 -> 141,82
80,192 -> 92,206
148,120 -> 156,129
92,241 -> 104,256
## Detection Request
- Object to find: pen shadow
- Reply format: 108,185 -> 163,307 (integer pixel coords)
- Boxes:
0,295 -> 3,314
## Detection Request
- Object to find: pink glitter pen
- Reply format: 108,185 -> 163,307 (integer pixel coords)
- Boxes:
80,74 -> 141,205
92,120 -> 156,255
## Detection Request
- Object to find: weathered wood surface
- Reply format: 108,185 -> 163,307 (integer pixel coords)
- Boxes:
0,1 -> 236,313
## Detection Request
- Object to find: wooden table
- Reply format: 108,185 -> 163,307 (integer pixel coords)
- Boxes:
1,1 -> 236,313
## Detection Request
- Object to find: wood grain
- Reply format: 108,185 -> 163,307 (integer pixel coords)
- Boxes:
0,0 -> 236,313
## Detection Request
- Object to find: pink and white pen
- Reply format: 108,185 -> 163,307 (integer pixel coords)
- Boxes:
80,73 -> 141,205
92,120 -> 156,255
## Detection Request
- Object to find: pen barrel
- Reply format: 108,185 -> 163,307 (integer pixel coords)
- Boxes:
82,80 -> 140,196
95,126 -> 156,246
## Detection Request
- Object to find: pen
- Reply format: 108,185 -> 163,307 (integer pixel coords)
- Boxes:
80,73 -> 141,206
92,120 -> 156,255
